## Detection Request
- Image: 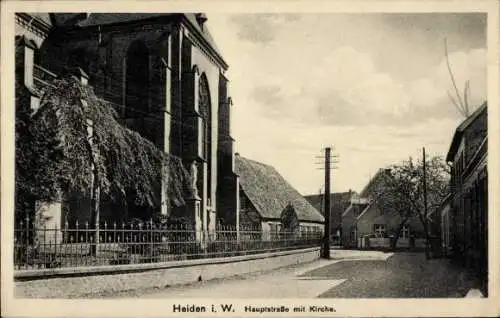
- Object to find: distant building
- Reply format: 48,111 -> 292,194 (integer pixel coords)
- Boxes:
343,200 -> 426,249
235,154 -> 324,239
341,170 -> 426,249
304,191 -> 353,240
15,13 -> 238,240
445,102 -> 487,291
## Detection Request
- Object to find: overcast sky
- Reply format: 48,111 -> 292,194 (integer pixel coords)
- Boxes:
207,13 -> 487,196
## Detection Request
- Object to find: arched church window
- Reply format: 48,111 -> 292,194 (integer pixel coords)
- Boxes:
199,74 -> 211,160
125,40 -> 150,118
198,74 -> 212,195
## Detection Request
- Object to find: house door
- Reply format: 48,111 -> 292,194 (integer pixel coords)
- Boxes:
351,227 -> 357,247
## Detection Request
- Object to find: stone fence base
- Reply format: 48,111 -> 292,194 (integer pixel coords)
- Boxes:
15,247 -> 320,298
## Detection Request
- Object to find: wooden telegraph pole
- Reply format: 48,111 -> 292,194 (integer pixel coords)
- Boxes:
323,147 -> 331,259
315,147 -> 338,259
423,147 -> 430,259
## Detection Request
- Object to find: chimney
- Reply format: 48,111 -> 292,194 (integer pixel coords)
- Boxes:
195,13 -> 208,29
235,152 -> 240,156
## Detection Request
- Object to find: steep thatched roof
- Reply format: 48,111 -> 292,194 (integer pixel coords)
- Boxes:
235,155 -> 324,223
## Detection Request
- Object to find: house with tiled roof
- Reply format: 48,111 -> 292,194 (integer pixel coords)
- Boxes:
304,191 -> 354,239
235,154 -> 324,240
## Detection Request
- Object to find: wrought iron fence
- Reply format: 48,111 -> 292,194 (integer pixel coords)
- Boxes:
14,218 -> 322,270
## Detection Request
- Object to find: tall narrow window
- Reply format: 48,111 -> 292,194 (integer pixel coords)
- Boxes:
198,74 -> 212,195
125,40 -> 150,118
33,46 -> 41,67
199,75 -> 211,159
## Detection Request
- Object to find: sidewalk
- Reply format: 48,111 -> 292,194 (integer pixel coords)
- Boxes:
329,249 -> 393,261
108,259 -> 345,298
304,252 -> 484,298
98,251 -> 483,298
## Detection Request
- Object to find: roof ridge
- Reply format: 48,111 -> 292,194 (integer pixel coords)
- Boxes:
446,101 -> 487,162
355,202 -> 373,221
304,191 -> 355,198
457,101 -> 487,132
237,155 -> 275,169
236,156 -> 324,223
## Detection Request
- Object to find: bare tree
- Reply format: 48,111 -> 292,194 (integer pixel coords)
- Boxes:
368,156 -> 449,249
444,37 -> 471,118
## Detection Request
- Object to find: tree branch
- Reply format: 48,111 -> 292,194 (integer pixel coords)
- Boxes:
464,80 -> 470,116
444,37 -> 467,116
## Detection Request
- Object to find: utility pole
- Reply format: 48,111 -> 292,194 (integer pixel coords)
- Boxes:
323,147 -> 331,259
423,147 -> 429,260
339,196 -> 343,248
315,147 -> 338,259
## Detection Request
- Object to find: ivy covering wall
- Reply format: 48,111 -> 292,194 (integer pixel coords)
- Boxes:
15,74 -> 193,223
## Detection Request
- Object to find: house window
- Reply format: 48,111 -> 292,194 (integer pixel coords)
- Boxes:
269,223 -> 277,233
374,224 -> 386,237
401,225 -> 410,239
270,223 -> 279,240
240,196 -> 247,212
313,226 -> 319,237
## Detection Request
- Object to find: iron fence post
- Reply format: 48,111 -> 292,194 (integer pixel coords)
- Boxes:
150,218 -> 154,261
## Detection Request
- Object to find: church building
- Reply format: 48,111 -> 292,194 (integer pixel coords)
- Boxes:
15,13 -> 239,239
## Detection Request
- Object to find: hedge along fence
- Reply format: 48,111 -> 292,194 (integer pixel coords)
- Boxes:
14,218 -> 323,271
